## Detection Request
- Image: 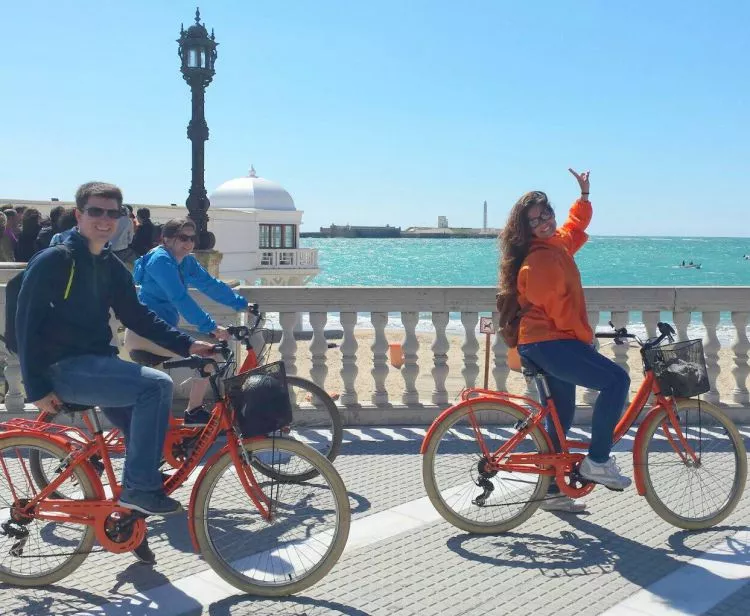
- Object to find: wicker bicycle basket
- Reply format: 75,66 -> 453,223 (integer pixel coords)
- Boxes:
643,339 -> 710,398
224,361 -> 293,437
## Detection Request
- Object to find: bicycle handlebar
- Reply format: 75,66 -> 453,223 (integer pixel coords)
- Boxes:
163,356 -> 205,370
594,321 -> 675,348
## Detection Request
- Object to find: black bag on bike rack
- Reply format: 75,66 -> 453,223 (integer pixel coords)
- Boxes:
225,361 -> 293,437
643,339 -> 710,398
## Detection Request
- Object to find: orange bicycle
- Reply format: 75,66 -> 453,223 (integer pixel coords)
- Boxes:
26,304 -> 342,489
422,321 -> 747,533
0,340 -> 350,594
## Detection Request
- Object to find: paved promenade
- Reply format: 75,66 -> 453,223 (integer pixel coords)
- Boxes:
2,425 -> 749,616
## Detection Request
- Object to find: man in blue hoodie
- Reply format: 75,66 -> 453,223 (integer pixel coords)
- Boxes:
16,182 -> 216,519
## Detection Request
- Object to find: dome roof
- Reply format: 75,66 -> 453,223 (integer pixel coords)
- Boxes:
209,166 -> 296,211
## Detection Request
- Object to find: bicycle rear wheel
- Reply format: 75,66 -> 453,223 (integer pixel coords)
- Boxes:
0,435 -> 96,586
252,376 -> 343,482
193,437 -> 350,596
423,401 -> 551,534
640,398 -> 747,529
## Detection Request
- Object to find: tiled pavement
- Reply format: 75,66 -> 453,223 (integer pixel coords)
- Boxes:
1,425 -> 749,616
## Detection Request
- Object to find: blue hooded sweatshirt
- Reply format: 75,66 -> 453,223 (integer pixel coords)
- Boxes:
133,246 -> 247,333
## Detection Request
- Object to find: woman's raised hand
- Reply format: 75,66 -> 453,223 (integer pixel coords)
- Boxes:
568,168 -> 590,196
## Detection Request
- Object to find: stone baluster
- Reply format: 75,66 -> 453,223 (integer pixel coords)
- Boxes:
491,313 -> 510,393
582,309 -> 600,406
610,310 -> 630,403
339,311 -> 359,406
641,310 -> 660,403
673,311 -> 691,342
3,353 -> 25,413
370,312 -> 389,406
278,312 -> 298,377
701,311 -> 721,404
642,311 -> 659,338
309,311 -> 328,390
401,311 -> 420,405
730,311 -> 750,405
460,312 -> 480,388
431,312 -> 450,405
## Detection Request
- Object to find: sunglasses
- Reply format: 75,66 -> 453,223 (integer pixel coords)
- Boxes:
83,206 -> 123,220
528,206 -> 554,229
176,233 -> 196,243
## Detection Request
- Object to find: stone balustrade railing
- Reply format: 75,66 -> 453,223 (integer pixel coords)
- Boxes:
1,284 -> 749,423
258,248 -> 318,269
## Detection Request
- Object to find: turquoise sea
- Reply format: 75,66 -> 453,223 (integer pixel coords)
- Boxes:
297,236 -> 750,343
301,236 -> 750,287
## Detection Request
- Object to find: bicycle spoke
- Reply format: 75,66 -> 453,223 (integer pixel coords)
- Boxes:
196,440 -> 347,592
0,438 -> 96,585
643,400 -> 745,527
423,402 -> 550,534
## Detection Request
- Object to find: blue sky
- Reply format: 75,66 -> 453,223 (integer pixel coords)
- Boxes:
2,1 -> 748,236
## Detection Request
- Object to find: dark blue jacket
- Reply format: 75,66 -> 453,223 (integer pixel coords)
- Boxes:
16,229 -> 194,402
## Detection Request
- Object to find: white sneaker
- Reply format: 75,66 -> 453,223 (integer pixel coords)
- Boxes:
539,494 -> 587,513
579,456 -> 632,491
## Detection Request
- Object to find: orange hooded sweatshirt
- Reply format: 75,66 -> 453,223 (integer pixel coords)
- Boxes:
516,198 -> 593,345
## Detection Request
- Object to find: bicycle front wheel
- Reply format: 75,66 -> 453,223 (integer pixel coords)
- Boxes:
423,401 -> 551,534
253,376 -> 343,482
639,398 -> 747,530
0,435 -> 97,586
193,437 -> 350,596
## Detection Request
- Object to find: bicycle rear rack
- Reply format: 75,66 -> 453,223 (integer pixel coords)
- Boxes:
0,417 -> 90,443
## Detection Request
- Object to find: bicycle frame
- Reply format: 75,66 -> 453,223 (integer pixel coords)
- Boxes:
422,363 -> 702,498
0,382 -> 274,554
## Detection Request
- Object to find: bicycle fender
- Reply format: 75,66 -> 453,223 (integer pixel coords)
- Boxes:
632,402 -> 670,497
0,430 -> 107,499
186,443 -> 231,552
419,397 -> 548,455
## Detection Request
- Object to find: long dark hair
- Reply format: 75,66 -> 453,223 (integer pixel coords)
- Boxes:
498,191 -> 551,294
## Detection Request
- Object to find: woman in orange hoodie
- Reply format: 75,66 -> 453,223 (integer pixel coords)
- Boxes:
499,169 -> 631,512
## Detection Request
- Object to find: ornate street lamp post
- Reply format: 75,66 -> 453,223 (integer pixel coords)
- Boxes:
177,7 -> 217,250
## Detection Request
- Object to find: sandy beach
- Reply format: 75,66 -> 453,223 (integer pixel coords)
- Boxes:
267,330 -> 741,406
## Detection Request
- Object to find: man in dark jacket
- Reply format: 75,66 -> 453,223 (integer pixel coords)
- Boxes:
130,207 -> 155,256
17,182 -> 215,518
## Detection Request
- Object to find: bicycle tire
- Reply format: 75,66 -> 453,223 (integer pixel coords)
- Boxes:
192,437 -> 350,596
251,376 -> 342,482
0,435 -> 97,587
639,398 -> 747,530
423,400 -> 551,534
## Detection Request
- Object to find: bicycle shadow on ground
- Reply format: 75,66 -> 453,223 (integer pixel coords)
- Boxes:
207,594 -> 372,616
2,583 -> 120,616
446,514 -> 750,610
142,486 -> 370,557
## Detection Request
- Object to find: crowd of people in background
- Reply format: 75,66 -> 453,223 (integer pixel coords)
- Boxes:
0,203 -> 164,265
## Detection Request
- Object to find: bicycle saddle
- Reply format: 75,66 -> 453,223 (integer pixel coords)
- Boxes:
129,350 -> 171,367
520,356 -> 545,378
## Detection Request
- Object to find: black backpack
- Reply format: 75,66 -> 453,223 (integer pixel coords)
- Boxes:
4,245 -> 75,354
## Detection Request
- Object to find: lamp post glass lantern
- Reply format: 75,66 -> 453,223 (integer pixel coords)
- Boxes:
177,7 -> 217,250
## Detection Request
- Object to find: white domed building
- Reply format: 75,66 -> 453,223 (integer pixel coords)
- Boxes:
203,166 -> 319,285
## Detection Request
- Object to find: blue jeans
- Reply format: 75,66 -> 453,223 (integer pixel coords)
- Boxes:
517,340 -> 630,469
47,354 -> 174,493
